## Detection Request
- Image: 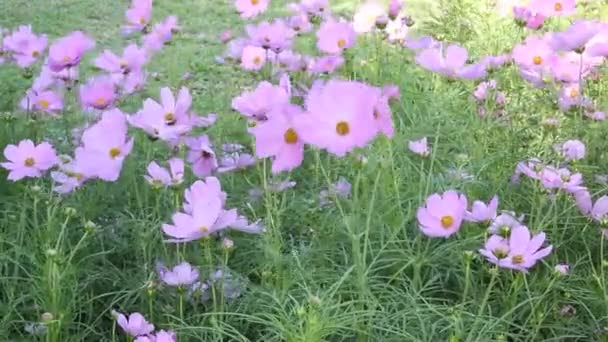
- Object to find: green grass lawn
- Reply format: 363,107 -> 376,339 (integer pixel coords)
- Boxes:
2,0 -> 608,341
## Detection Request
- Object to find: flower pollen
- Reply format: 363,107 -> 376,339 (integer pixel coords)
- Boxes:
109,148 -> 121,158
512,254 -> 524,264
335,121 -> 350,136
337,39 -> 346,49
554,2 -> 562,11
24,157 -> 35,167
284,128 -> 298,144
38,99 -> 50,109
440,215 -> 454,229
533,56 -> 542,65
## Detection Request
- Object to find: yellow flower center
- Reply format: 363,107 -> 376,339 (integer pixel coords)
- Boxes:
335,121 -> 350,136
554,2 -> 562,11
373,110 -> 380,119
199,226 -> 209,233
119,60 -> 128,67
532,56 -> 542,65
109,148 -> 121,158
32,50 -> 39,57
75,173 -> 84,181
62,56 -> 71,62
512,254 -> 524,264
251,0 -> 259,5
24,157 -> 35,167
337,39 -> 346,49
253,56 -> 262,64
139,17 -> 146,24
569,88 -> 579,98
38,99 -> 50,109
284,128 -> 298,144
95,98 -> 107,107
440,215 -> 454,229
493,248 -> 508,259
164,112 -> 175,123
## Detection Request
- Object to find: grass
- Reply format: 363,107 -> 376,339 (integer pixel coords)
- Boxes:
2,0 -> 608,341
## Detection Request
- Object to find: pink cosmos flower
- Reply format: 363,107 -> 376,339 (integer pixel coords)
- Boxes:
240,45 -> 266,71
488,212 -> 525,237
549,20 -> 601,52
573,187 -> 592,216
287,14 -> 313,34
316,19 -> 356,55
511,35 -> 554,70
556,139 -> 585,161
235,0 -> 269,19
122,0 -> 153,35
143,16 -> 179,53
479,235 -> 510,266
122,70 -> 148,94
145,158 -> 184,187
1,140 -> 59,181
142,330 -> 176,342
408,137 -> 430,156
94,43 -> 147,75
404,35 -> 440,51
465,196 -> 499,223
128,100 -> 190,143
512,6 -> 546,29
539,166 -> 583,192
185,135 -> 218,177
416,44 -> 487,79
417,190 -> 468,238
291,0 -> 330,18
232,81 -> 290,121
473,80 -> 497,101
298,80 -> 378,156
275,50 -> 306,72
162,196 -> 236,242
79,76 -> 116,111
50,150 -> 90,194
48,31 -> 95,72
308,55 -> 344,74
250,103 -> 305,173
21,89 -> 63,115
529,0 -> 576,17
500,225 -> 552,272
372,91 -> 394,138
590,196 -> 608,223
246,19 -> 294,53
586,111 -> 606,121
158,261 -> 199,286
216,153 -> 257,173
558,83 -> 590,111
2,25 -> 47,68
319,177 -> 352,206
388,0 -> 403,20
115,312 -> 154,337
220,30 -> 233,43
79,109 -> 134,181
183,177 -> 227,213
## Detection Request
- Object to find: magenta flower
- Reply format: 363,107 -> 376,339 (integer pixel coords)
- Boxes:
240,45 -> 266,71
549,20 -> 601,52
293,0 -> 330,18
162,196 -> 236,242
590,196 -> 608,223
122,70 -> 148,94
158,262 -> 199,287
287,14 -> 313,34
183,177 -> 227,213
298,80 -> 378,156
216,153 -> 257,173
529,0 -> 576,17
48,31 -> 95,72
540,166 -> 583,192
80,109 -> 134,181
185,135 -> 218,177
2,140 -> 59,181
143,16 -> 179,53
246,19 -> 294,53
416,44 -> 486,79
573,188 -> 592,216
556,139 -> 585,161
512,35 -> 554,70
558,83 -> 590,111
50,150 -> 90,194
94,43 -> 147,75
500,225 -> 552,272
408,137 -> 429,156
417,190 -> 468,238
316,19 -> 356,55
21,89 -> 64,115
232,81 -> 290,121
251,103 -> 305,173
235,0 -> 269,19
122,0 -> 153,35
115,312 -> 154,337
79,76 -> 116,110
275,50 -> 306,72
388,0 -> 403,20
128,99 -> 190,143
308,55 -> 344,74
479,235 -> 510,266
465,196 -> 499,223
145,158 -> 184,187
512,6 -> 545,29
2,25 -> 47,68
219,30 -> 233,43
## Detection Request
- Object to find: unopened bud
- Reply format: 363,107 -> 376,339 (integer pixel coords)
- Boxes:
222,238 -> 234,250
40,312 -> 54,322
